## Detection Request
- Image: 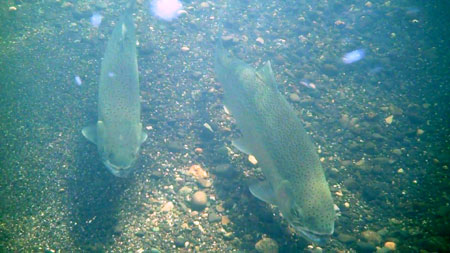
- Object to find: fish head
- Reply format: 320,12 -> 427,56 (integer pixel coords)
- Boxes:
277,180 -> 335,245
97,121 -> 146,177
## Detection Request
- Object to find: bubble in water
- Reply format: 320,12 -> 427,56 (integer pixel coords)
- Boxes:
342,49 -> 365,64
150,0 -> 183,21
90,12 -> 103,28
74,75 -> 82,86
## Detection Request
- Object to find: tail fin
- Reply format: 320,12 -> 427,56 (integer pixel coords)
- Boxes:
126,0 -> 136,14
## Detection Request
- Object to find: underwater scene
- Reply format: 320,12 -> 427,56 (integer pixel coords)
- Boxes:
0,0 -> 449,252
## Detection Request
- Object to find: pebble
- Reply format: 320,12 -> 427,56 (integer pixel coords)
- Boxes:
221,215 -> 230,225
187,164 -> 208,179
161,201 -> 174,212
356,241 -> 377,252
221,34 -> 240,44
256,37 -> 265,44
191,191 -> 208,209
248,155 -> 258,165
194,147 -> 203,154
211,164 -> 235,177
179,186 -> 193,195
384,241 -> 396,251
392,148 -> 402,156
385,115 -> 393,124
208,211 -> 221,223
255,237 -> 279,253
416,129 -> 424,135
197,178 -> 213,188
174,236 -> 187,247
199,2 -> 209,8
361,230 -> 382,245
9,6 -> 17,11
181,46 -> 190,52
289,93 -> 301,102
337,233 -> 356,243
216,204 -> 225,212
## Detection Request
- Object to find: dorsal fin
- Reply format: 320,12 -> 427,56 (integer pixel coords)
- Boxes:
256,61 -> 277,89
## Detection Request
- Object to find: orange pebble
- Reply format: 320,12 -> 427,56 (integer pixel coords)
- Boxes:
384,241 -> 396,251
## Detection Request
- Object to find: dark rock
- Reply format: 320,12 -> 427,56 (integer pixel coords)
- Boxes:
166,141 -> 184,152
356,241 -> 377,252
211,164 -> 236,177
337,233 -> 356,243
135,231 -> 145,237
174,236 -> 186,247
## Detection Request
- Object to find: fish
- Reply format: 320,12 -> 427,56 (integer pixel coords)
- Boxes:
214,42 -> 335,244
82,0 -> 147,178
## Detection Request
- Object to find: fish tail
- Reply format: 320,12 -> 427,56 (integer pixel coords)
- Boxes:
126,0 -> 136,14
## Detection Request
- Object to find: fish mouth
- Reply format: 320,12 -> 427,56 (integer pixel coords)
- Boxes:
294,225 -> 333,245
103,160 -> 133,178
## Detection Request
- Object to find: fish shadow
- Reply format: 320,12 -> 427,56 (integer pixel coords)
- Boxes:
67,136 -> 131,251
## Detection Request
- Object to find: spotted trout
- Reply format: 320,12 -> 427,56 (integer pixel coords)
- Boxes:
82,0 -> 147,177
214,43 -> 335,244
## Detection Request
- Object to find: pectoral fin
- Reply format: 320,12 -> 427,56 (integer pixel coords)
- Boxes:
256,61 -> 277,89
82,124 -> 97,144
141,131 -> 148,143
249,180 -> 276,205
232,138 -> 253,155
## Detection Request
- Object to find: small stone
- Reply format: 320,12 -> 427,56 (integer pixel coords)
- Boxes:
212,164 -> 235,177
216,204 -> 225,212
337,233 -> 356,243
179,186 -> 193,195
365,1 -> 372,7
197,178 -> 213,188
248,155 -> 258,165
187,164 -> 208,179
9,6 -> 17,11
181,46 -> 190,52
208,211 -> 221,223
221,215 -> 230,225
199,2 -> 209,8
289,93 -> 300,102
150,248 -> 161,253
255,237 -> 279,253
416,129 -> 424,135
356,241 -> 377,252
191,191 -> 208,209
161,201 -> 174,212
135,231 -> 145,237
397,168 -> 404,173
384,241 -> 396,251
256,37 -> 265,44
344,202 -> 350,208
385,115 -> 393,124
392,149 -> 402,156
194,147 -> 203,154
361,230 -> 382,245
174,236 -> 186,247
